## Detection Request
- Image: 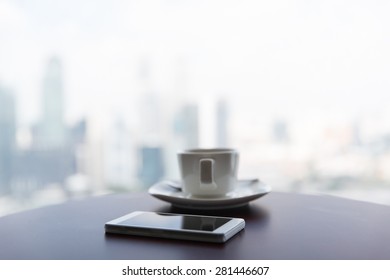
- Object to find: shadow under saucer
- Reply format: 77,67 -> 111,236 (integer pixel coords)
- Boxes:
155,202 -> 270,222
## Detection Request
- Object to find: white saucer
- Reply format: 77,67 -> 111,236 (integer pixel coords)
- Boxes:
148,179 -> 271,210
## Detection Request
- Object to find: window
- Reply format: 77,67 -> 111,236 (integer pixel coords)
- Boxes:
1,0 -> 390,216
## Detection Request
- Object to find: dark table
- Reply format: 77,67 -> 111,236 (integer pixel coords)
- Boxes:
1,191 -> 390,259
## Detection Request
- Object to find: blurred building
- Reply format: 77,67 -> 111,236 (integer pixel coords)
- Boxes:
272,119 -> 289,143
351,120 -> 362,147
13,148 -> 75,187
13,57 -> 75,190
137,146 -> 164,188
136,58 -> 166,187
137,58 -> 163,139
0,86 -> 16,194
173,103 -> 199,149
104,118 -> 136,189
35,56 -> 67,149
216,98 -> 229,147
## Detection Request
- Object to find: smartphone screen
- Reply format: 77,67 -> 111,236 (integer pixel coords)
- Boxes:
116,212 -> 231,232
105,211 -> 245,243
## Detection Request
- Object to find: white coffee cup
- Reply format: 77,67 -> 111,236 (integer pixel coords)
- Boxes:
177,148 -> 239,197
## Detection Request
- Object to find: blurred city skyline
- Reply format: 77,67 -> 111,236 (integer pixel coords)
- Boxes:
1,0 -> 390,215
1,0 -> 390,127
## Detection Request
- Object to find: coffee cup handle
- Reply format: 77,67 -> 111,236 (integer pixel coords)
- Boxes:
200,158 -> 217,189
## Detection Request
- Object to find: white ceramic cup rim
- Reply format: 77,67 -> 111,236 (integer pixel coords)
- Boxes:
178,148 -> 237,155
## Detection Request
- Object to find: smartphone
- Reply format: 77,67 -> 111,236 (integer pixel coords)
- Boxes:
105,211 -> 245,243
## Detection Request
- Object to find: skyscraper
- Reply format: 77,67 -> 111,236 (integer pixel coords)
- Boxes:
136,58 -> 166,187
216,98 -> 229,147
16,56 -> 74,187
173,103 -> 199,149
0,86 -> 16,194
272,119 -> 289,143
137,57 -> 162,140
137,146 -> 164,188
38,56 -> 66,148
104,118 -> 136,189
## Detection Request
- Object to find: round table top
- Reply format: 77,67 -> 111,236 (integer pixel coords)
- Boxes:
1,191 -> 390,260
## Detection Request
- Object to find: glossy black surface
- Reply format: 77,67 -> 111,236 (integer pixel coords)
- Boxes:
1,191 -> 390,259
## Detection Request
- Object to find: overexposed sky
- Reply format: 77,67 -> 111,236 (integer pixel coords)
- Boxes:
1,0 -> 390,126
